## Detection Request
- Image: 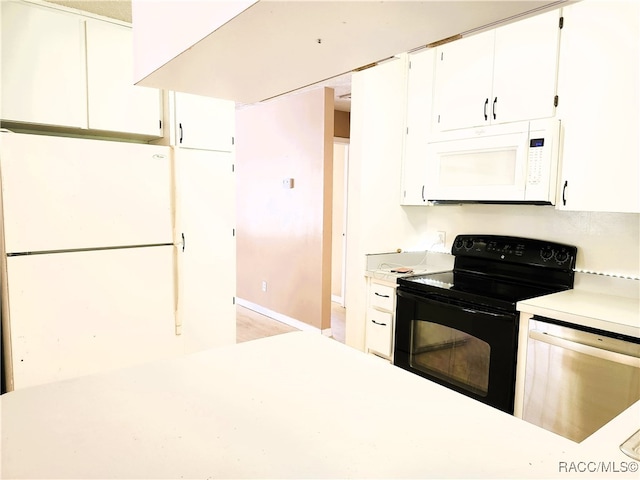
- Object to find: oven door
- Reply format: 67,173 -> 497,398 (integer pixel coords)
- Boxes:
394,288 -> 518,413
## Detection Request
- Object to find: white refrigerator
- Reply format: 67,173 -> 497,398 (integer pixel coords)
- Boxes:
0,131 -> 182,390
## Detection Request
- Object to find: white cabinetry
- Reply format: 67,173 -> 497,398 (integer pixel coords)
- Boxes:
401,48 -> 436,205
174,148 -> 236,352
433,10 -> 561,131
1,1 -> 163,139
85,20 -> 163,137
1,1 -> 86,128
174,92 -> 235,151
365,280 -> 396,359
555,0 -> 639,213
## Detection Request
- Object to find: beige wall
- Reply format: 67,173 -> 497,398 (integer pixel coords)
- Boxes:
334,111 -> 351,138
236,88 -> 334,330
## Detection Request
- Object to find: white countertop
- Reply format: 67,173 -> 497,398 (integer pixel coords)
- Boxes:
365,250 -> 454,283
518,289 -> 640,338
2,332 -> 638,479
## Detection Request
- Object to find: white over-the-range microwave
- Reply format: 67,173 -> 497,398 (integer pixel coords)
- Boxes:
424,119 -> 560,204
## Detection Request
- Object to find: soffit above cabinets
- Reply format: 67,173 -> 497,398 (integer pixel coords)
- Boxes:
133,0 -> 567,106
44,0 -> 132,23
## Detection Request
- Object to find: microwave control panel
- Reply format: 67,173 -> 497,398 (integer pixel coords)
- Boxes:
524,119 -> 560,203
527,138 -> 545,185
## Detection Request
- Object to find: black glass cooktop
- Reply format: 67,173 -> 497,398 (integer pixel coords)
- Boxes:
397,234 -> 578,312
398,270 -> 566,310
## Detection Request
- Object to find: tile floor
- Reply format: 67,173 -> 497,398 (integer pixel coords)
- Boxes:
236,302 -> 346,344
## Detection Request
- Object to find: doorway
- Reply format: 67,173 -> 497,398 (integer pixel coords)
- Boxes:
331,139 -> 349,342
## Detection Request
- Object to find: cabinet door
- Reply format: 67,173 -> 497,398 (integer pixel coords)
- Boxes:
556,1 -> 639,213
0,133 -> 173,253
1,1 -> 86,128
174,148 -> 236,352
402,48 -> 436,205
6,246 -> 180,390
492,10 -> 560,124
433,30 -> 494,131
85,20 -> 163,137
174,92 -> 235,151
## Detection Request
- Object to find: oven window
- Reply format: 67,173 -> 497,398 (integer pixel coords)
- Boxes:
410,321 -> 490,397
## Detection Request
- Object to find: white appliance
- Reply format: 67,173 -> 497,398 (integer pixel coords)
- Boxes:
0,131 -> 181,390
425,119 -> 560,204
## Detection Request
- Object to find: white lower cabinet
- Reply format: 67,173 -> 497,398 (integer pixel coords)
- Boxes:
365,280 -> 396,359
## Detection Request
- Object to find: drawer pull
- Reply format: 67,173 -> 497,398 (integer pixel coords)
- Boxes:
374,292 -> 390,298
371,319 -> 387,326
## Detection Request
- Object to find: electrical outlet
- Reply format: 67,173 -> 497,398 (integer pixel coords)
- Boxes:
437,231 -> 446,246
262,281 -> 267,292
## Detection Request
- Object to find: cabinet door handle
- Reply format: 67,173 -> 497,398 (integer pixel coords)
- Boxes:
421,185 -> 425,202
492,97 -> 497,120
562,180 -> 568,206
483,98 -> 489,120
179,123 -> 183,144
181,232 -> 185,252
371,319 -> 387,327
374,292 -> 390,298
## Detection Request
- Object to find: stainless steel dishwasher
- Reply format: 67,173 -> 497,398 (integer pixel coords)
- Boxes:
523,316 -> 640,443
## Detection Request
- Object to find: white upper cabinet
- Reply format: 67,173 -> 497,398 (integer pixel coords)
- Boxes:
433,9 -> 561,131
401,48 -> 436,205
1,1 -> 87,128
1,1 -> 163,138
555,1 -> 639,213
173,92 -> 235,151
85,20 -> 163,137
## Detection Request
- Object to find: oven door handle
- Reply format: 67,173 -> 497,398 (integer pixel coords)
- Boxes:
398,289 -> 513,320
460,306 -> 512,319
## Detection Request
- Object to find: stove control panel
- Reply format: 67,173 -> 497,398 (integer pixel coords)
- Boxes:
452,234 -> 577,269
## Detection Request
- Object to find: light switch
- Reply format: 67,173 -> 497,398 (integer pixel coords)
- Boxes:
282,178 -> 294,189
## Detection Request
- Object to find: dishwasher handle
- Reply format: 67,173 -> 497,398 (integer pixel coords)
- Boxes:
529,329 -> 640,368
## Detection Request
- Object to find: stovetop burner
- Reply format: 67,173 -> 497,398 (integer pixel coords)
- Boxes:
398,235 -> 578,311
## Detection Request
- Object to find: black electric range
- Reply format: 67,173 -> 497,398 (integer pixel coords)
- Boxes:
394,234 -> 577,413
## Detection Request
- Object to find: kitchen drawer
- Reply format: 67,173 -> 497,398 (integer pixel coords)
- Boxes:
366,308 -> 393,358
369,283 -> 396,311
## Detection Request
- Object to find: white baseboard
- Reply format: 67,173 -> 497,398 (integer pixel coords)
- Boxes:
236,298 -> 323,334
